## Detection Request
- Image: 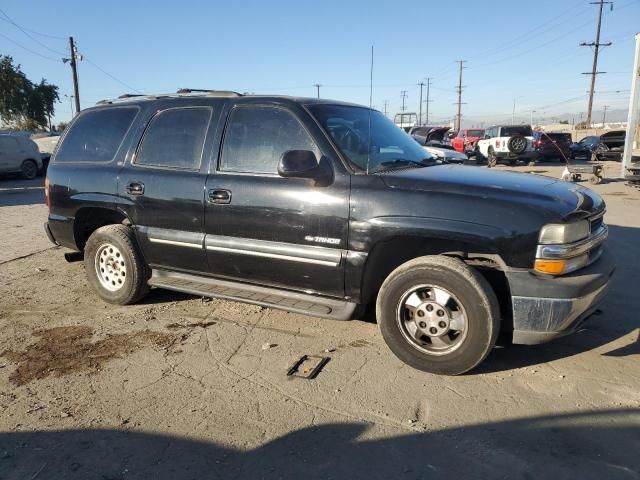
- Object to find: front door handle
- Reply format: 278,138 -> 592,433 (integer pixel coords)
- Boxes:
208,189 -> 231,204
126,181 -> 145,195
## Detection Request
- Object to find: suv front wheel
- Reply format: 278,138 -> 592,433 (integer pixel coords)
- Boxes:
84,224 -> 150,305
376,255 -> 500,375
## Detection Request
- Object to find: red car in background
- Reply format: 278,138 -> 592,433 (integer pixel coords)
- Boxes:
452,128 -> 485,155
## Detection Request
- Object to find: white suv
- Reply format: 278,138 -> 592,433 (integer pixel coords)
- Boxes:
0,134 -> 43,179
476,125 -> 536,167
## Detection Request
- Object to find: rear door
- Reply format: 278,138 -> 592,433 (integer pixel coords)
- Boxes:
203,102 -> 350,297
0,136 -> 20,172
118,106 -> 214,274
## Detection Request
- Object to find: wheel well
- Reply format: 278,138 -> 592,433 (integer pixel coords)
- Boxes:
73,207 -> 129,251
359,236 -> 513,332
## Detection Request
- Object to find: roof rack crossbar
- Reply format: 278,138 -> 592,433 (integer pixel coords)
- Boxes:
176,88 -> 243,97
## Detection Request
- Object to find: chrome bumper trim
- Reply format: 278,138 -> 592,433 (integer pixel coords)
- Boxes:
536,225 -> 608,260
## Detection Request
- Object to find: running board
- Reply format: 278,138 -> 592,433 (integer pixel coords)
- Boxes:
148,269 -> 356,320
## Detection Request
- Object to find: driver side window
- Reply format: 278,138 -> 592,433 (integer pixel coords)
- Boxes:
220,106 -> 318,174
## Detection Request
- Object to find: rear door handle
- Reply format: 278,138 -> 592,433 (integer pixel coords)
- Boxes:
208,189 -> 231,204
126,181 -> 145,195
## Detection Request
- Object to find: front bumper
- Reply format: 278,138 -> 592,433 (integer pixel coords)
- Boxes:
506,249 -> 615,344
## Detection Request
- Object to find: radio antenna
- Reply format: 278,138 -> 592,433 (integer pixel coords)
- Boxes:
366,45 -> 374,174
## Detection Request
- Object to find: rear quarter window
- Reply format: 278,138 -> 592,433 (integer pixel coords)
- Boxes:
54,107 -> 138,163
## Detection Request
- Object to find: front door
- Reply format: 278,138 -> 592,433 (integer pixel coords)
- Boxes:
118,106 -> 213,274
204,103 -> 350,297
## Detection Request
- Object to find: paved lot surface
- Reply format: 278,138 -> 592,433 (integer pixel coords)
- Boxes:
0,163 -> 638,479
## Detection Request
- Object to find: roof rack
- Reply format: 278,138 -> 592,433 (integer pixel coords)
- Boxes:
176,88 -> 242,97
96,89 -> 244,105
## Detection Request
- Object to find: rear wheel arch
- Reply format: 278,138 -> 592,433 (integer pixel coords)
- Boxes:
73,207 -> 132,251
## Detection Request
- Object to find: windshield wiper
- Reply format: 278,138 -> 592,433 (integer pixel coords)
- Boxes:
370,158 -> 432,173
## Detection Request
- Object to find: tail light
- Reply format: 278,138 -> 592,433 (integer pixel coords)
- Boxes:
495,139 -> 500,148
44,176 -> 50,209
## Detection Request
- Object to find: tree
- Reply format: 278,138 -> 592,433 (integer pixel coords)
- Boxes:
0,55 -> 59,131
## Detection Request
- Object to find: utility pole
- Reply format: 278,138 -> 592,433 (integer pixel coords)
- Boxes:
418,81 -> 425,125
602,105 -> 610,125
400,90 -> 408,111
313,84 -> 322,98
67,37 -> 81,114
454,61 -> 466,131
531,110 -> 536,126
581,0 -> 613,127
383,100 -> 389,116
424,77 -> 432,125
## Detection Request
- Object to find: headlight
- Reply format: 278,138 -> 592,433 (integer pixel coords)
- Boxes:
539,221 -> 589,245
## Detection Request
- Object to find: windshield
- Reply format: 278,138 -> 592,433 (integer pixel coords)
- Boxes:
308,105 -> 435,173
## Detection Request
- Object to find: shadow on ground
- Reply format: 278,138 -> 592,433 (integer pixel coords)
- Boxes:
0,410 -> 637,479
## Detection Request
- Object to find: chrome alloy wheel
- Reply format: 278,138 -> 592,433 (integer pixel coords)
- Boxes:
396,284 -> 468,356
95,243 -> 127,291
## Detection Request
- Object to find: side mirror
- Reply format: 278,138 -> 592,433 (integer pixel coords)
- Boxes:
484,134 -> 491,140
278,150 -> 332,185
278,150 -> 319,178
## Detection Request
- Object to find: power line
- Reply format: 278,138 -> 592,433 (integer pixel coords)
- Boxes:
0,32 -> 60,62
0,7 -> 67,56
83,58 -> 144,94
0,8 -> 66,40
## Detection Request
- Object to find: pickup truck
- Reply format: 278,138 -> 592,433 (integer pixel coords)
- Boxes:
44,91 -> 615,375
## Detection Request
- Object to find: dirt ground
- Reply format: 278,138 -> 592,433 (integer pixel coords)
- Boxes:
0,162 -> 638,479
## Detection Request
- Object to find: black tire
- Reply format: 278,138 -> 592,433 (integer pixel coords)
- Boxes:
376,255 -> 500,375
21,159 -> 38,179
487,148 -> 497,168
474,146 -> 486,163
84,224 -> 150,305
508,159 -> 517,166
507,134 -> 527,154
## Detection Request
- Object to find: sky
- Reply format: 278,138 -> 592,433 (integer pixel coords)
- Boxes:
1,0 -> 639,127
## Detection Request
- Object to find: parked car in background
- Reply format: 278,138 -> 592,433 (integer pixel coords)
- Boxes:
0,133 -> 43,179
600,130 -> 626,149
32,133 -> 61,173
532,132 -> 572,161
476,124 -> 536,167
409,126 -> 453,149
451,129 -> 485,155
569,136 -> 622,161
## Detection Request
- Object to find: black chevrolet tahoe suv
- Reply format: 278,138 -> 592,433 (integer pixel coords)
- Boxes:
44,90 -> 615,375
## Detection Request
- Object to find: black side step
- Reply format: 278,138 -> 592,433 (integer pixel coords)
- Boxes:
148,269 -> 356,320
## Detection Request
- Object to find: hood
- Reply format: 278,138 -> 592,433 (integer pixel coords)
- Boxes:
380,165 -> 604,221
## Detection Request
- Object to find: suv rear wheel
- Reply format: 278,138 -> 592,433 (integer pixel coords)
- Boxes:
487,147 -> 497,168
84,224 -> 150,304
376,255 -> 500,375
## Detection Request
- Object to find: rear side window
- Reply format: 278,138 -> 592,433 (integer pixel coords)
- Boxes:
135,107 -> 211,170
220,106 -> 317,174
0,136 -> 20,152
55,107 -> 138,162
